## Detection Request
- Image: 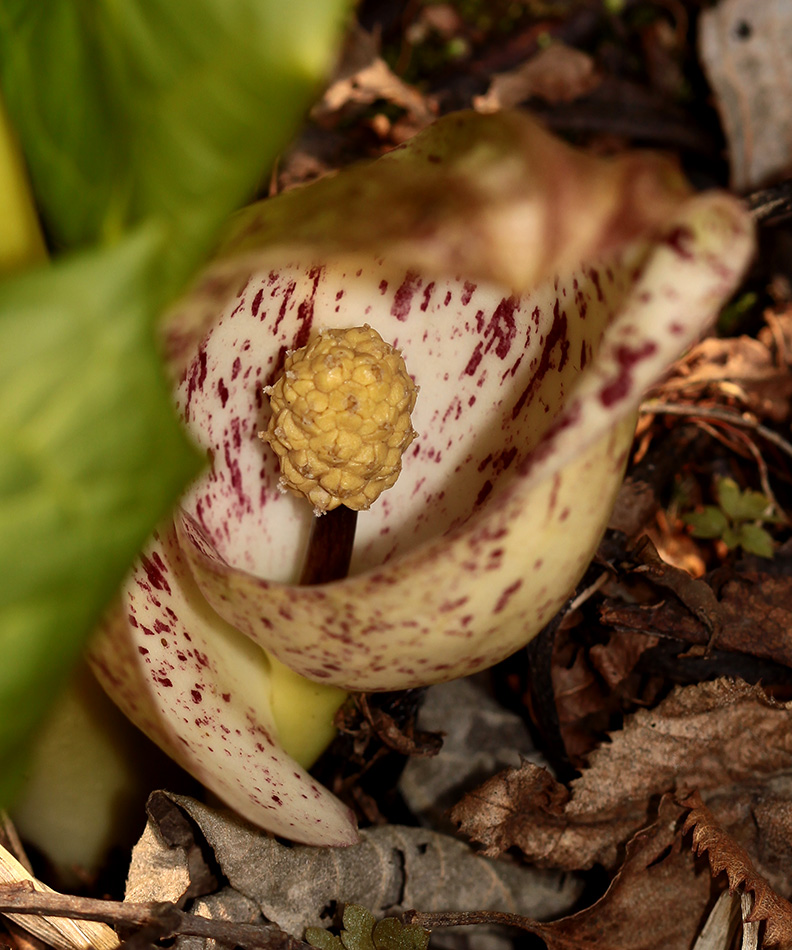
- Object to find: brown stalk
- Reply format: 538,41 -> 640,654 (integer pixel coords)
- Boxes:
299,507 -> 358,585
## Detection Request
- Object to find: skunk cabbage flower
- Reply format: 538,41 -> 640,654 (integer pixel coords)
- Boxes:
89,111 -> 754,845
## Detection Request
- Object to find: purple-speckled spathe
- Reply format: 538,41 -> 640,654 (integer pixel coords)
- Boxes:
89,112 -> 755,844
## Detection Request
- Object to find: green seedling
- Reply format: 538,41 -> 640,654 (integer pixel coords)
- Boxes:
683,476 -> 785,558
306,904 -> 430,950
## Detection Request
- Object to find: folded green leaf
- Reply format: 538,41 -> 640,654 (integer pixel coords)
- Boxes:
0,0 -> 348,291
0,0 -> 348,808
0,229 -> 200,804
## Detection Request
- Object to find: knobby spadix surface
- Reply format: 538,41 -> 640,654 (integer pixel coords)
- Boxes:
89,111 -> 754,844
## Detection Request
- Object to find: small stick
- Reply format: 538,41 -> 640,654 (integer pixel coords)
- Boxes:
403,910 -> 535,931
299,507 -> 358,585
640,400 -> 792,461
0,885 -> 308,950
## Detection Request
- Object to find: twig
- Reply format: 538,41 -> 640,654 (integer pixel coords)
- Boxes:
403,909 -> 534,930
566,571 -> 609,614
0,845 -> 118,950
0,887 -> 308,950
640,400 -> 792,461
746,179 -> 792,224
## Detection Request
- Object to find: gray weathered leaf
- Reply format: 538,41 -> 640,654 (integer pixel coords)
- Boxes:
127,793 -> 582,938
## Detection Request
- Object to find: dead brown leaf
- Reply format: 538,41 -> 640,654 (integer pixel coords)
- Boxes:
629,535 -> 721,636
528,797 -> 710,950
452,679 -> 792,870
655,308 -> 792,423
416,798 -> 710,950
588,631 -> 659,693
313,26 -> 435,131
474,44 -> 600,114
700,0 -> 792,190
682,790 -> 792,947
550,621 -> 659,764
697,778 -> 792,899
602,563 -> 792,672
608,476 -> 659,538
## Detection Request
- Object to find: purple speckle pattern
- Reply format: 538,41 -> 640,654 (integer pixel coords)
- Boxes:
171,199 -> 750,694
89,525 -> 357,845
89,153 -> 754,842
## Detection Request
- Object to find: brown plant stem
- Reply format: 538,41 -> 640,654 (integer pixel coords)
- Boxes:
0,886 -> 310,950
403,909 -> 534,931
299,507 -> 358,585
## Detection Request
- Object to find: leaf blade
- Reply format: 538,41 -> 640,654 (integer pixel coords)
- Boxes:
0,230 -> 201,804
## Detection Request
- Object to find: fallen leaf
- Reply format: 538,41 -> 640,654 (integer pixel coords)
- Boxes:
313,26 -> 435,129
415,798 -> 711,950
474,44 -> 600,114
682,790 -> 792,947
700,0 -> 792,190
588,631 -> 660,693
628,535 -> 722,636
654,308 -> 792,422
697,778 -> 792,899
607,476 -> 659,537
601,562 -> 792,673
127,794 -> 582,938
528,797 -> 710,950
548,622 -> 659,765
452,679 -> 792,869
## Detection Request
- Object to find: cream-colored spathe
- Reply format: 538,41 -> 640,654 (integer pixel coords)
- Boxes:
90,111 -> 755,846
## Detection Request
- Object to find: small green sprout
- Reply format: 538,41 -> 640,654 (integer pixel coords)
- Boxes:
682,476 -> 785,558
306,905 -> 430,950
717,291 -> 758,335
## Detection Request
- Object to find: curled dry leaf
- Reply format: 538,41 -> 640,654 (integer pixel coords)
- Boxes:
416,797 -> 710,950
652,307 -> 792,423
474,44 -> 600,114
682,790 -> 792,947
527,796 -> 710,950
550,624 -> 661,764
126,793 -> 582,940
452,679 -> 792,870
601,561 -> 792,672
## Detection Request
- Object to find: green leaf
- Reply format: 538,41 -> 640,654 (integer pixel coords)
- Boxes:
721,525 -> 742,550
340,905 -> 377,950
0,0 -> 348,803
736,523 -> 775,559
0,229 -> 201,804
683,506 -> 729,539
372,918 -> 406,950
0,0 -> 348,292
715,476 -> 774,523
305,929 -> 343,950
374,918 -> 430,950
713,477 -> 743,521
306,907 -> 429,950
